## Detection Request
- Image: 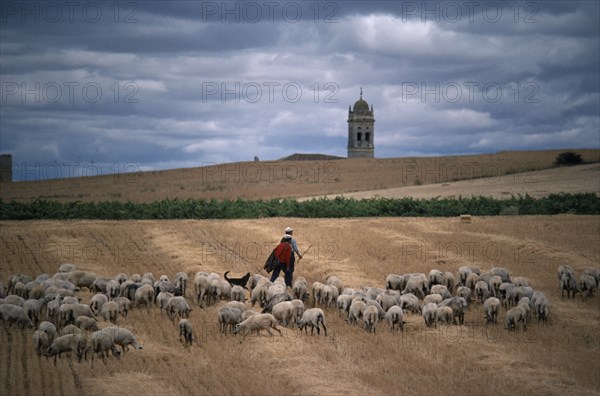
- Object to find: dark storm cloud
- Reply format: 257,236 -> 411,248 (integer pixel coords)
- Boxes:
0,0 -> 598,180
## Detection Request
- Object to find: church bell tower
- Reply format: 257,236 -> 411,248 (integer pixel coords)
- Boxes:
347,88 -> 374,158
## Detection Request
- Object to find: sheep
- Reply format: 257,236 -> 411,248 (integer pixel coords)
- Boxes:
579,274 -> 596,298
59,263 -> 77,273
428,269 -> 444,287
113,297 -> 131,318
134,284 -> 155,311
0,304 -> 34,329
518,297 -> 531,322
557,264 -> 574,285
233,313 -> 283,342
347,300 -> 366,325
68,270 -> 97,291
474,281 -> 490,303
248,273 -> 269,290
62,296 -> 79,305
2,294 -> 25,307
130,274 -> 142,283
514,286 -> 534,303
175,272 -> 189,296
33,329 -> 50,357
100,301 -> 119,323
13,281 -> 27,298
363,305 -> 379,333
534,296 -> 550,323
0,281 -> 5,299
75,315 -> 99,331
490,267 -> 511,283
512,277 -> 529,287
483,297 -> 501,324
385,306 -> 405,332
166,296 -> 192,322
210,279 -> 232,303
489,275 -> 502,298
456,286 -> 472,304
250,282 -> 270,307
422,303 -> 438,327
88,330 -> 121,362
106,279 -> 120,300
321,285 -> 339,308
157,291 -> 174,314
430,284 -> 452,300
506,306 -> 527,331
292,278 -> 309,302
442,272 -> 456,292
225,301 -> 248,313
297,308 -> 327,336
402,273 -> 429,299
311,282 -> 325,306
465,273 -> 479,291
92,277 -> 109,294
364,286 -> 385,301
61,324 -> 84,336
436,306 -> 454,325
39,321 -> 58,341
89,293 -> 108,315
230,285 -> 246,302
385,274 -> 404,291
272,301 -> 296,326
23,298 -> 45,326
582,267 -> 600,289
218,306 -> 242,333
498,282 -> 516,308
60,303 -> 95,327
376,291 -> 401,312
337,294 -> 353,318
194,274 -> 212,307
120,281 -> 140,301
179,319 -> 194,346
47,333 -> 87,364
261,292 -> 291,314
101,326 -> 143,353
399,293 -> 421,314
438,297 -> 468,325
422,294 -> 442,307
290,299 -> 305,323
241,310 -> 259,321
458,266 -> 472,286
8,274 -> 33,293
326,276 -> 344,295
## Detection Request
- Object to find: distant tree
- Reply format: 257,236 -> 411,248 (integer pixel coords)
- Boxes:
555,151 -> 583,166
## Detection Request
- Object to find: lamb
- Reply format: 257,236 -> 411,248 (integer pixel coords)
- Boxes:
0,304 -> 34,329
100,301 -> 119,323
166,296 -> 192,322
363,305 -> 379,333
347,300 -> 367,325
218,306 -> 243,333
422,303 -> 438,327
579,274 -> 596,298
436,306 -> 454,325
506,306 -> 527,331
233,313 -> 283,342
430,285 -> 452,300
47,333 -> 87,364
134,284 -> 156,312
179,319 -> 194,346
272,301 -> 296,326
385,306 -> 405,332
33,329 -> 50,357
75,315 -> 99,331
230,285 -> 246,302
297,308 -> 327,336
483,297 -> 501,324
291,278 -> 308,302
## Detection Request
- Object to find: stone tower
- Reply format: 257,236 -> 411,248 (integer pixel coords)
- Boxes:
0,154 -> 12,183
347,88 -> 374,158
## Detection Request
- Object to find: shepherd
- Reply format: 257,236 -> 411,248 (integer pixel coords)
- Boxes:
270,234 -> 294,287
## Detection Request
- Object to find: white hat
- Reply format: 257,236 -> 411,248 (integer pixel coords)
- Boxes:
285,227 -> 293,233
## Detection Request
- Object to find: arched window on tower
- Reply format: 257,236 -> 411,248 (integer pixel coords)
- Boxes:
357,132 -> 362,141
365,132 -> 370,143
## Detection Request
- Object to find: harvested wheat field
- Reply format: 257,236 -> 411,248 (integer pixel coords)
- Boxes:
1,216 -> 599,396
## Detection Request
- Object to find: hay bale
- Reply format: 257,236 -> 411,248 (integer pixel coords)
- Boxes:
460,214 -> 472,223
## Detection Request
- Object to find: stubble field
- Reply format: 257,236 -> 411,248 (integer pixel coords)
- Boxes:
1,216 -> 599,395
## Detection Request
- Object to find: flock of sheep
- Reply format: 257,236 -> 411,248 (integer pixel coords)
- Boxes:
1,261 -> 599,365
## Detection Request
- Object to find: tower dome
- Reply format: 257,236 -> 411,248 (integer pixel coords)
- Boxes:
353,97 -> 370,114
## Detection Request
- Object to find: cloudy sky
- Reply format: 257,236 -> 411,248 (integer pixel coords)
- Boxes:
1,1 -> 598,180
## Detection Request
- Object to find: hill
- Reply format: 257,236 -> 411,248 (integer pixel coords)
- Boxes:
1,149 -> 598,203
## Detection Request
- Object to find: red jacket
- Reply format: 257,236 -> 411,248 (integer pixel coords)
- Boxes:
274,242 -> 292,268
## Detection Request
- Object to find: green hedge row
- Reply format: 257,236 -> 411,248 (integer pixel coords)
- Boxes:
1,193 -> 598,220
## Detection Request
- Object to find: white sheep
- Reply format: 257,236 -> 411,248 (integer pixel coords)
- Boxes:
430,284 -> 452,300
337,294 -> 353,318
399,293 -> 421,314
347,300 -> 366,325
179,319 -> 194,346
512,277 -> 529,287
385,274 -> 404,291
483,297 -> 501,325
157,291 -> 174,314
75,315 -> 99,331
489,275 -> 502,297
100,301 -> 119,323
311,282 -> 325,306
402,273 -> 429,299
428,269 -> 444,287
326,276 -> 344,295
385,306 -> 405,332
166,296 -> 192,322
292,278 -> 309,302
217,306 -> 242,333
68,270 -> 97,291
363,305 -> 379,333
134,284 -> 155,311
579,274 -> 596,298
456,286 -> 472,304
61,324 -> 84,336
436,306 -> 454,325
438,297 -> 468,325
0,304 -> 34,329
38,321 -> 58,341
33,329 -> 50,357
297,308 -> 327,336
210,279 -> 232,303
422,302 -> 438,327
290,299 -> 305,322
230,285 -> 246,302
490,267 -> 511,283
474,281 -> 490,303
250,282 -> 270,307
194,274 -> 212,307
59,263 -> 77,273
534,296 -> 550,323
272,301 -> 296,326
47,333 -> 87,364
498,282 -> 516,308
225,301 -> 248,313
23,298 -> 45,326
458,266 -> 472,286
465,273 -> 479,291
422,294 -> 442,307
506,306 -> 527,331
442,271 -> 456,292
233,313 -> 283,342
175,272 -> 189,296
321,285 -> 339,308
89,293 -> 108,315
376,291 -> 401,312
113,297 -> 131,318
582,267 -> 600,289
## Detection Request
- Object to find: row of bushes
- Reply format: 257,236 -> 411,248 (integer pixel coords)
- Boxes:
0,194 -> 598,220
